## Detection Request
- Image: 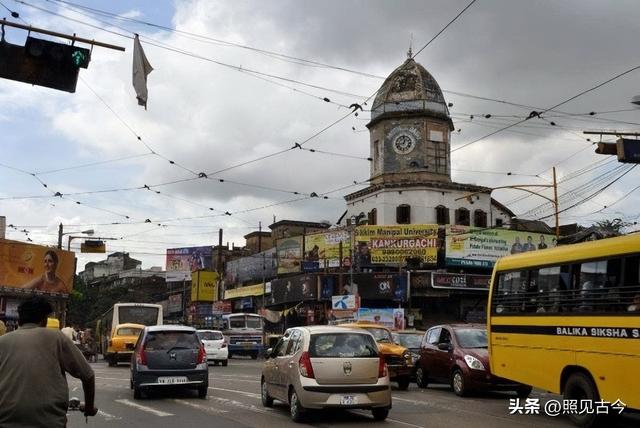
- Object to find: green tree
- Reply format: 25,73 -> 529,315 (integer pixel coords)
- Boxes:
594,218 -> 631,235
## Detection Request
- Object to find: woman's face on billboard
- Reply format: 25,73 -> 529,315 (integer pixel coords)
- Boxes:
44,254 -> 57,273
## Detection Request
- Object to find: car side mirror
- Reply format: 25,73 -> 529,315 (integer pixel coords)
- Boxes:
437,342 -> 453,351
265,348 -> 273,359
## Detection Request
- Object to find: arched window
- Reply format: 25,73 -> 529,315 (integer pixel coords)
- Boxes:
474,210 -> 487,228
368,208 -> 377,226
455,208 -> 470,226
396,204 -> 411,224
435,205 -> 450,225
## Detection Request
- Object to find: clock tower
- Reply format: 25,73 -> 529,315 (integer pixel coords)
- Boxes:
368,56 -> 454,185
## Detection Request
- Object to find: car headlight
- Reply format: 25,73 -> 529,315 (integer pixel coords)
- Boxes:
403,351 -> 412,364
464,355 -> 485,371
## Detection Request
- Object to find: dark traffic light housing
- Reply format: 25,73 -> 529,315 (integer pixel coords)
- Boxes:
0,36 -> 91,92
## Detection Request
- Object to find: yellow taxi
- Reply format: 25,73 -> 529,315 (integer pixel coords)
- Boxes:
106,323 -> 144,366
337,321 -> 413,390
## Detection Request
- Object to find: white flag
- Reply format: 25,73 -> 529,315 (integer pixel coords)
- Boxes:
132,34 -> 153,109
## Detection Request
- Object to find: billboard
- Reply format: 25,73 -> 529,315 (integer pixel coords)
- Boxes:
357,308 -> 405,330
276,236 -> 303,274
269,274 -> 317,305
303,229 -> 351,270
225,248 -> 277,286
445,226 -> 557,268
191,271 -> 219,302
354,225 -> 438,266
0,239 -> 74,295
165,246 -> 213,282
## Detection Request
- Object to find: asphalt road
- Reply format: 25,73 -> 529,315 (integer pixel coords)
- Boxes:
67,358 -> 639,428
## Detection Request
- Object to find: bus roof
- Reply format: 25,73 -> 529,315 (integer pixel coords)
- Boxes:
494,233 -> 640,272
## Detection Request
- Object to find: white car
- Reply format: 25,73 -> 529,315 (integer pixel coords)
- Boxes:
197,330 -> 229,366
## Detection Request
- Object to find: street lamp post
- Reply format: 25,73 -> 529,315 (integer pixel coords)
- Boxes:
456,167 -> 560,238
57,223 -> 94,249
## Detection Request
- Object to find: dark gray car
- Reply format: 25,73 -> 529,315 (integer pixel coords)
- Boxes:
130,325 -> 209,399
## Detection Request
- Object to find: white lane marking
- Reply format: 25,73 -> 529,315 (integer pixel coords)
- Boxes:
209,386 -> 261,398
96,376 -> 129,381
114,399 -> 174,417
211,376 -> 260,383
207,396 -> 285,418
97,409 -> 122,421
172,399 -> 228,414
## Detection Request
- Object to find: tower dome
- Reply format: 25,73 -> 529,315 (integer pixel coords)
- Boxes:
370,58 -> 453,130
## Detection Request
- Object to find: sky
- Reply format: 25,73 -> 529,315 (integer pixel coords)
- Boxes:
1,0 -> 640,271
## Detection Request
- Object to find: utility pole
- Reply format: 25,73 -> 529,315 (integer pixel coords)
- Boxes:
553,167 -> 560,238
58,223 -> 63,249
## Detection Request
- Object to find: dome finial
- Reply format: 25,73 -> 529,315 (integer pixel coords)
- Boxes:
407,33 -> 413,59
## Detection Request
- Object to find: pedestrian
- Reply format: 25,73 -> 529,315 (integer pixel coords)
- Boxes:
0,296 -> 98,427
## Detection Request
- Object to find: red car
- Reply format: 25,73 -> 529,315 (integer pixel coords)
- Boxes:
415,324 -> 532,397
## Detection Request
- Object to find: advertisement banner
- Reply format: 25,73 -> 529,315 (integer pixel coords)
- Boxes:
167,293 -> 183,313
431,273 -> 491,290
349,273 -> 408,301
354,225 -> 438,266
303,229 -> 351,270
269,274 -> 317,305
225,248 -> 276,286
357,308 -> 405,330
446,226 -> 557,268
332,294 -> 357,310
166,246 -> 213,282
0,239 -> 75,295
191,271 -> 219,302
276,236 -> 303,274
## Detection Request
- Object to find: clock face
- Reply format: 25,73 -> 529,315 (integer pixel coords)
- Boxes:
393,134 -> 416,154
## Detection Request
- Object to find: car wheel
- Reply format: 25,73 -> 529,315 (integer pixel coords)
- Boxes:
222,360 -> 228,367
133,385 -> 143,399
228,353 -> 233,359
372,408 -> 389,421
198,384 -> 208,399
516,385 -> 533,399
397,376 -> 410,391
261,378 -> 274,408
107,357 -> 116,367
130,377 -> 134,390
289,388 -> 305,422
564,373 -> 604,428
416,367 -> 429,388
452,369 -> 468,397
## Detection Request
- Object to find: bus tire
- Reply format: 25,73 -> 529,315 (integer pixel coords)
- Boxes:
515,385 -> 533,398
564,372 -> 603,428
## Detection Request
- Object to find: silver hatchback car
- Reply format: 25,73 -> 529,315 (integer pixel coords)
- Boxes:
261,326 -> 391,422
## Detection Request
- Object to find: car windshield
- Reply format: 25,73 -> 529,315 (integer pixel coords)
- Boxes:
197,331 -> 223,341
454,328 -> 487,348
396,333 -> 422,348
364,327 -> 393,342
144,331 -> 199,351
309,333 -> 378,358
117,327 -> 141,336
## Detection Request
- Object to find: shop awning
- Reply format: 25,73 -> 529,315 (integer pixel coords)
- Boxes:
224,283 -> 266,300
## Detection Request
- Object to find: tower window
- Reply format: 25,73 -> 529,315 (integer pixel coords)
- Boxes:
455,208 -> 470,226
368,208 -> 377,226
474,210 -> 487,228
396,204 -> 411,224
496,218 -> 504,227
435,205 -> 449,225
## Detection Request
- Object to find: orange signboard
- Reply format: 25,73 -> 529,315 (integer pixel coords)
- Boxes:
0,239 -> 75,295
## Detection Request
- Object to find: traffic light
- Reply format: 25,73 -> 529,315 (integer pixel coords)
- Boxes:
0,36 -> 91,92
595,138 -> 640,163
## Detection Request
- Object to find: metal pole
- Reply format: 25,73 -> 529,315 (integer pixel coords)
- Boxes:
553,167 -> 560,239
0,19 -> 126,51
58,223 -> 63,249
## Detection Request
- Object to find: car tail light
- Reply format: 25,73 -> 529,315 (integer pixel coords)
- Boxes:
136,345 -> 147,366
378,357 -> 388,378
298,351 -> 315,378
197,344 -> 207,364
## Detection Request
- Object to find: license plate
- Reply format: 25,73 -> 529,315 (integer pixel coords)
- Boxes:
242,343 -> 254,349
340,395 -> 356,405
157,376 -> 188,385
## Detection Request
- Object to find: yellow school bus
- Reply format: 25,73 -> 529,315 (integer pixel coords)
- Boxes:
488,233 -> 640,427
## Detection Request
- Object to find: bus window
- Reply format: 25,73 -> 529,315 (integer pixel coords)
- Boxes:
494,271 -> 528,314
576,259 -> 622,313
